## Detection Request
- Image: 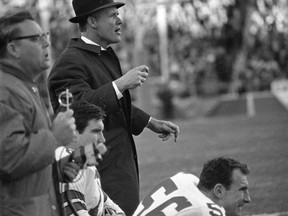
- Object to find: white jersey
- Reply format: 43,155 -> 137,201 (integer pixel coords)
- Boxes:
55,147 -> 124,216
133,172 -> 225,216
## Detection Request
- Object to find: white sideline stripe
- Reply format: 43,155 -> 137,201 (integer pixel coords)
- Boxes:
246,92 -> 255,117
250,212 -> 288,216
219,91 -> 272,117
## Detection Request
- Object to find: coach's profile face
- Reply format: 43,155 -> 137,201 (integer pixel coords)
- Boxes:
89,6 -> 123,48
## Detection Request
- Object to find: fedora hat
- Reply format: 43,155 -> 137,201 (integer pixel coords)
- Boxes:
70,0 -> 125,23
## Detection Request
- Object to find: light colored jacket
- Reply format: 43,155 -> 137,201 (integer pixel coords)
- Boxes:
0,60 -> 59,216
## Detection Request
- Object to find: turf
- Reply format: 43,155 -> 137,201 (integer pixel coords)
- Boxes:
134,94 -> 288,215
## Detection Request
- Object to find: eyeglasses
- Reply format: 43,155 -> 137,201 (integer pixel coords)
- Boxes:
10,32 -> 49,43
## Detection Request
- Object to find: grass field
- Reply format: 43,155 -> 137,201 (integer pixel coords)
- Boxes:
134,93 -> 288,215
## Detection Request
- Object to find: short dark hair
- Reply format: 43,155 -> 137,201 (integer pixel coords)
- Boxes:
57,101 -> 105,134
78,19 -> 88,32
0,8 -> 34,58
198,157 -> 250,190
71,101 -> 105,134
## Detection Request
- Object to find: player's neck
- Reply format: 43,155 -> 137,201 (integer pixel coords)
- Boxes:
199,186 -> 219,205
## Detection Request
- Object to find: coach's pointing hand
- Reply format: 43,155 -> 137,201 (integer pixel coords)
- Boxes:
146,118 -> 180,142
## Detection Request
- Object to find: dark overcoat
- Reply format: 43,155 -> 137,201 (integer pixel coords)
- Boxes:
48,38 -> 150,216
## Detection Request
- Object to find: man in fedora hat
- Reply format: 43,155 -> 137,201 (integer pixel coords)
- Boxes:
48,0 -> 180,215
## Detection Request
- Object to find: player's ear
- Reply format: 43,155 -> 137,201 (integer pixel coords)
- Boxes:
213,183 -> 226,199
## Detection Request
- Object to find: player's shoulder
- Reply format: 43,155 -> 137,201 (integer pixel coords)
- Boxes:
86,166 -> 97,175
55,146 -> 71,160
169,172 -> 199,189
172,172 -> 199,182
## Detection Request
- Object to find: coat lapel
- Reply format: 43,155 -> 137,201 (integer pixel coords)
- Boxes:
69,39 -> 132,127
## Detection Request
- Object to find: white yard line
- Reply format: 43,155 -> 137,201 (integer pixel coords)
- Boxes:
250,212 -> 288,216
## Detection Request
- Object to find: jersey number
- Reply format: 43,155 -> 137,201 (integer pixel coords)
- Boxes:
135,178 -> 192,216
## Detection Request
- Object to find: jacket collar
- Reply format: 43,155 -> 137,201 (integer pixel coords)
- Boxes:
68,38 -> 101,54
0,59 -> 35,84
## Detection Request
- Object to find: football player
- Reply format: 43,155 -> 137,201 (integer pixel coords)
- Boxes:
55,101 -> 125,216
133,157 -> 250,216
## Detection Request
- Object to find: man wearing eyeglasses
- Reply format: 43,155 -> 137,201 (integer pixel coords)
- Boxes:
0,8 -> 78,216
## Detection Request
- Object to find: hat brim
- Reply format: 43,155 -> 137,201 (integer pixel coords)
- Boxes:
69,2 -> 125,23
